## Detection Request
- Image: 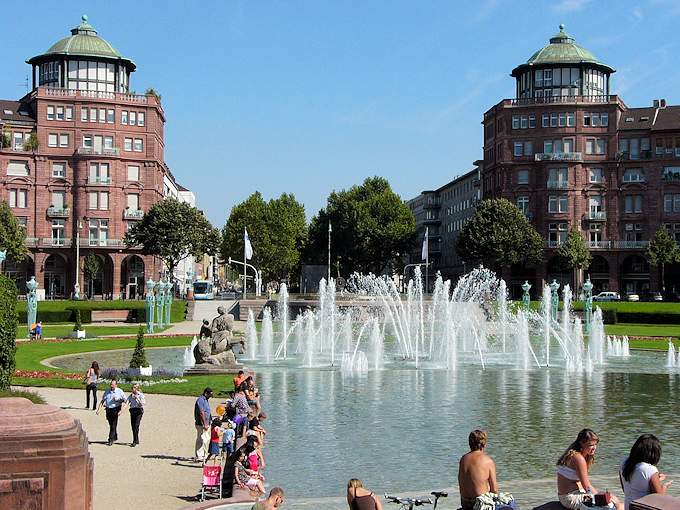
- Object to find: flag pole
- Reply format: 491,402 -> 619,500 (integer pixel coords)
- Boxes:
243,227 -> 247,300
327,220 -> 332,282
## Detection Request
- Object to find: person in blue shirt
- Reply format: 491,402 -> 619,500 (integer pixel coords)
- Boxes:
194,387 -> 213,462
96,379 -> 126,446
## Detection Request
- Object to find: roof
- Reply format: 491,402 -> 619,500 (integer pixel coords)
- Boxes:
618,105 -> 680,132
0,100 -> 35,124
512,25 -> 614,76
27,15 -> 135,71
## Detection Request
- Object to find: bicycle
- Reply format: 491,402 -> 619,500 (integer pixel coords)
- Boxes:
385,491 -> 448,510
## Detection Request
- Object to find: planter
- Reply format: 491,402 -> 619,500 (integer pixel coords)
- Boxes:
127,365 -> 152,377
69,330 -> 86,339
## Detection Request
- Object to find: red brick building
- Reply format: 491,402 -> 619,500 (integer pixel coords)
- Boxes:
482,25 -> 680,298
0,16 -> 169,298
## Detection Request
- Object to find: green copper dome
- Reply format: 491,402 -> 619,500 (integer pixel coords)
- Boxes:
512,25 -> 613,76
27,15 -> 135,70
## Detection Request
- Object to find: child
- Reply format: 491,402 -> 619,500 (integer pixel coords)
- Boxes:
204,418 -> 222,462
221,419 -> 236,459
234,450 -> 265,495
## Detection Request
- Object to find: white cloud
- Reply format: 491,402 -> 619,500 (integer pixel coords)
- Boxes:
553,0 -> 592,12
631,5 -> 644,20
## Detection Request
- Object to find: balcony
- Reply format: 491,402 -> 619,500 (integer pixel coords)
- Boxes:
123,209 -> 144,220
46,206 -> 70,218
82,238 -> 126,247
35,86 -> 157,106
87,175 -> 112,185
547,180 -> 569,189
41,237 -> 71,247
588,240 -> 612,249
535,152 -> 583,162
662,169 -> 680,182
613,240 -> 649,249
25,237 -> 38,247
545,240 -> 562,248
77,147 -> 121,157
423,200 -> 441,209
588,211 -> 607,221
509,95 -> 617,106
617,151 -> 652,161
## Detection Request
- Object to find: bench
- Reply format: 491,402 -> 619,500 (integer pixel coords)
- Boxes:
90,310 -> 131,323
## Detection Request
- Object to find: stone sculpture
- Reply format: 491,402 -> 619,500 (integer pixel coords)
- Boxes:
193,306 -> 245,366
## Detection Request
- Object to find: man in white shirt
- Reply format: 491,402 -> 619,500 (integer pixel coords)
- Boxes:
97,379 -> 126,446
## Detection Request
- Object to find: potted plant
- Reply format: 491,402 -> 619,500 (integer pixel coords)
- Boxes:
70,309 -> 86,338
128,325 -> 152,376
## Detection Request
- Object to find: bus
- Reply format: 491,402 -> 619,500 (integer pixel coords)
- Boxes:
193,280 -> 215,300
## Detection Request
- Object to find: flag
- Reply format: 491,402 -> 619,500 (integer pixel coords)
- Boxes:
244,229 -> 253,260
421,227 -> 429,261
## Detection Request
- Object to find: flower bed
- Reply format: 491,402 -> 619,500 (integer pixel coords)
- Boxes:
14,369 -> 82,381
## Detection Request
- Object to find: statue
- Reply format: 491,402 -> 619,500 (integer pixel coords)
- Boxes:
193,306 -> 245,366
26,276 -> 38,339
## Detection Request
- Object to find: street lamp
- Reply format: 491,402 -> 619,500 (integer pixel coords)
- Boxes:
327,220 -> 332,283
145,279 -> 156,334
583,277 -> 594,332
74,218 -> 84,299
549,279 -> 560,321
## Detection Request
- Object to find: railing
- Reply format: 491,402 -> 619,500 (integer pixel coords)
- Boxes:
535,152 -> 583,162
588,240 -> 612,249
46,206 -> 70,218
37,87 -> 153,105
618,151 -> 652,161
87,175 -> 112,185
588,211 -> 607,221
662,170 -> 680,181
83,238 -> 126,247
77,147 -> 121,157
25,237 -> 38,247
545,240 -> 562,248
509,95 -> 617,106
547,180 -> 569,189
123,209 -> 144,219
41,237 -> 72,247
613,240 -> 649,249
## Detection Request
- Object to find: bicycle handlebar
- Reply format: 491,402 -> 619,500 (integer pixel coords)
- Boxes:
385,493 -> 433,506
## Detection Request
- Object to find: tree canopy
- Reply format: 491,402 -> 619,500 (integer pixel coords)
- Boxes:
557,228 -> 592,271
305,176 -> 416,275
0,201 -> 28,262
456,198 -> 543,271
124,198 -> 220,276
221,192 -> 307,282
646,227 -> 680,293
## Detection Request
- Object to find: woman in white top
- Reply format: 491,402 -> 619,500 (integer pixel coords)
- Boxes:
620,434 -> 671,510
556,428 -> 623,510
84,361 -> 100,411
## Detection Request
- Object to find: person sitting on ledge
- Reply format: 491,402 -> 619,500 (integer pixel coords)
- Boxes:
557,428 -> 623,510
346,478 -> 383,510
458,429 -> 498,510
620,434 -> 672,510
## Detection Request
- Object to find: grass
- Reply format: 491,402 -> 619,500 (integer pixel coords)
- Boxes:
16,323 -> 168,339
0,388 -> 46,404
627,338 -> 678,350
604,323 -> 680,338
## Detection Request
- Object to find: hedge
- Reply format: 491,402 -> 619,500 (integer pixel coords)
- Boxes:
0,275 -> 18,390
15,300 -> 187,324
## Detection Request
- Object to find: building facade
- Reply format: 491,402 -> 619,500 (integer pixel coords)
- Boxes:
482,25 -> 680,298
0,16 -> 181,298
407,167 -> 481,285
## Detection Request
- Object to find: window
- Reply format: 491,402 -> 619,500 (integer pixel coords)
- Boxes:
52,162 -> 66,178
513,141 -> 533,157
528,114 -> 535,128
48,134 -> 58,147
590,195 -> 603,213
589,167 -> 604,183
586,138 -> 606,155
512,116 -> 520,129
664,194 -> 680,213
56,106 -> 64,121
81,107 -> 88,122
124,138 -> 132,151
89,219 -> 109,246
589,224 -> 602,243
89,108 -> 97,123
548,195 -> 568,213
121,111 -> 128,125
129,112 -> 137,126
623,168 -> 644,182
66,106 -> 73,120
133,138 -> 143,152
624,195 -> 643,213
88,191 -> 109,210
59,134 -> 69,147
89,163 -> 110,184
13,133 -> 25,151
9,189 -> 27,208
16,217 -> 27,231
126,194 -> 139,210
544,138 -> 574,154
51,219 -> 65,245
516,196 -> 529,215
624,223 -> 643,242
107,109 -> 114,123
47,105 -> 55,120
517,169 -> 529,184
584,112 -> 609,127
7,160 -> 29,176
548,223 -> 568,244
542,114 -> 549,127
97,108 -> 105,123
127,165 -> 139,181
548,167 -> 568,186
82,135 -> 93,148
51,191 -> 65,209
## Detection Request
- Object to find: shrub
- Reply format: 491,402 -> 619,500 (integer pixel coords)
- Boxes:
0,275 -> 18,390
601,309 -> 617,324
0,389 -> 45,404
129,325 -> 149,368
73,309 -> 82,331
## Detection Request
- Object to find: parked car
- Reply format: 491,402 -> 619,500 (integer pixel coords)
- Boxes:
592,291 -> 621,302
652,292 -> 664,301
626,293 -> 640,302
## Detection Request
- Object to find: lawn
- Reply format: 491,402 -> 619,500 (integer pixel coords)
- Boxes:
604,323 -> 680,339
16,323 -> 168,339
15,299 -> 187,323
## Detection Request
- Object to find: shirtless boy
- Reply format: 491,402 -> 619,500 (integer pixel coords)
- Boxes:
458,429 -> 499,510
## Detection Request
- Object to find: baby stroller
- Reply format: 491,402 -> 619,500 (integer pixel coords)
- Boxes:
200,462 -> 222,501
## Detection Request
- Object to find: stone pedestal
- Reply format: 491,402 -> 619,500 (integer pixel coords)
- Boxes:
0,397 -> 93,509
184,363 -> 246,376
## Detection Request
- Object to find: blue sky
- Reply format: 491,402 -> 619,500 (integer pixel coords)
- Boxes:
2,0 -> 680,225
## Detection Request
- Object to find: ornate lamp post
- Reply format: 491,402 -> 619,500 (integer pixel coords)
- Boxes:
583,277 -> 594,333
26,276 -> 38,338
145,279 -> 156,334
155,280 -> 166,329
164,280 -> 173,326
522,280 -> 532,311
549,279 -> 560,322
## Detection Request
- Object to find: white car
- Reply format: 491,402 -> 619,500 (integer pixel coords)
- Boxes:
592,291 -> 620,302
626,293 -> 640,302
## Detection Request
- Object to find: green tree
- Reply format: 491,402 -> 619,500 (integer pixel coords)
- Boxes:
84,254 -> 102,296
125,198 -> 220,279
646,227 -> 680,294
23,132 -> 39,152
456,198 -> 543,272
0,201 -> 28,263
306,177 -> 416,275
129,325 -> 149,368
73,309 -> 82,332
0,275 -> 18,390
221,192 -> 307,282
557,228 -> 592,273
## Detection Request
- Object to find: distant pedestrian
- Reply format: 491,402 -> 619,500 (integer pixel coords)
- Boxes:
194,387 -> 213,462
127,383 -> 146,446
83,361 -> 100,410
96,379 -> 126,446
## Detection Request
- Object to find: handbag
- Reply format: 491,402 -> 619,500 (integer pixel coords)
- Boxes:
82,371 -> 92,385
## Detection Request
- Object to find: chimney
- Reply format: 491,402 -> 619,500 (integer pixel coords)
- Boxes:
660,98 -> 667,108
653,99 -> 660,108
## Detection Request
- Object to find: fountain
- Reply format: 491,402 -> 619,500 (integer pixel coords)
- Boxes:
277,283 -> 290,358
261,307 -> 274,363
608,335 -> 631,358
667,341 -> 677,367
183,336 -> 198,368
246,309 -> 258,360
